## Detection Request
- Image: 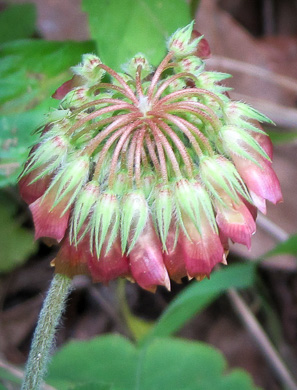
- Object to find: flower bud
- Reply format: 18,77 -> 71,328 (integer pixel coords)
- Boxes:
126,54 -> 152,79
167,22 -> 202,58
60,87 -> 92,109
71,54 -> 105,85
192,30 -> 211,59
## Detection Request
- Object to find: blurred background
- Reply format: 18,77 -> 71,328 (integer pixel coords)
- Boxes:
0,0 -> 297,389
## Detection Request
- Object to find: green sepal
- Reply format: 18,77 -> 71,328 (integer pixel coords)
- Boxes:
124,53 -> 153,79
167,21 -> 202,58
121,192 -> 148,254
153,186 -> 174,250
227,101 -> 274,125
174,55 -> 204,76
221,126 -> 271,164
142,172 -> 157,200
60,87 -> 92,109
21,133 -> 69,180
71,53 -> 105,86
90,192 -> 120,258
44,155 -> 90,214
44,109 -> 71,125
175,180 -> 201,235
235,119 -> 267,134
193,183 -> 217,232
112,170 -> 129,196
70,181 -> 100,246
199,156 -> 250,206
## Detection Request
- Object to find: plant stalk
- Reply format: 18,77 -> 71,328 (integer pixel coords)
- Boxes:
21,273 -> 72,390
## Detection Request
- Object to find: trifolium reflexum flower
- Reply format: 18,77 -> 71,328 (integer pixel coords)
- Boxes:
19,22 -> 282,292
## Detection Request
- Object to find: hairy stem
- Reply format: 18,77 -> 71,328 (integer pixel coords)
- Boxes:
21,274 -> 72,390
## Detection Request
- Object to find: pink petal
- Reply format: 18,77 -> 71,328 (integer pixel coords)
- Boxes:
216,201 -> 256,249
19,167 -> 52,204
52,75 -> 83,100
128,217 -> 170,292
181,218 -> 224,279
232,153 -> 283,205
29,189 -> 71,242
192,30 -> 211,59
88,236 -> 130,284
253,129 -> 273,160
250,190 -> 267,214
54,231 -> 89,277
162,224 -> 187,283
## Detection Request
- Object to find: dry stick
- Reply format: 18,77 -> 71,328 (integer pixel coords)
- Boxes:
256,213 -> 289,242
0,360 -> 56,390
228,289 -> 297,390
208,55 -> 297,93
228,209 -> 297,389
229,92 -> 297,129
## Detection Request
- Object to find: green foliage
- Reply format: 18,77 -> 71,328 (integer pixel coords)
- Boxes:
0,191 -> 36,272
0,39 -> 95,187
0,366 -> 22,388
0,3 -> 36,44
261,233 -> 297,258
82,0 -> 191,71
144,263 -> 256,340
266,128 -> 297,144
48,335 -> 260,390
70,384 -> 113,390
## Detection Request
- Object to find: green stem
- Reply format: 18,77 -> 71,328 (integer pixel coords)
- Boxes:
21,273 -> 72,390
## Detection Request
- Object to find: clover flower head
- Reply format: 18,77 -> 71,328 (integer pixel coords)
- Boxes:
19,22 -> 282,292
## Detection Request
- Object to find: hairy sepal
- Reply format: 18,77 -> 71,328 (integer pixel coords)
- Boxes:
168,21 -> 203,58
121,192 -> 149,254
70,181 -> 100,245
44,156 -> 90,214
90,192 -> 120,258
153,186 -> 174,250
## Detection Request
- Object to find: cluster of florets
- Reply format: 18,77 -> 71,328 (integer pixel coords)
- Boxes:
19,23 -> 282,292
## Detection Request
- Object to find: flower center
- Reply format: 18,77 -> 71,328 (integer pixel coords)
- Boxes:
137,95 -> 151,117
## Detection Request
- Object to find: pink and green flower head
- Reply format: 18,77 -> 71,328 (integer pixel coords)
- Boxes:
19,22 -> 282,292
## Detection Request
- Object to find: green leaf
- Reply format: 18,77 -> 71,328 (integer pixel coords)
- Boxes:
266,128 -> 297,144
0,4 -> 36,44
190,0 -> 201,18
82,0 -> 191,71
70,383 -> 113,390
0,191 -> 37,272
144,263 -> 256,340
261,233 -> 297,258
0,366 -> 22,386
48,335 -> 260,390
0,39 -> 95,187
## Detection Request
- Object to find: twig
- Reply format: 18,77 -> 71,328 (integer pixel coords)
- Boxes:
208,55 -> 297,93
257,214 -> 289,242
0,360 -> 56,390
228,289 -> 297,390
229,92 -> 297,128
